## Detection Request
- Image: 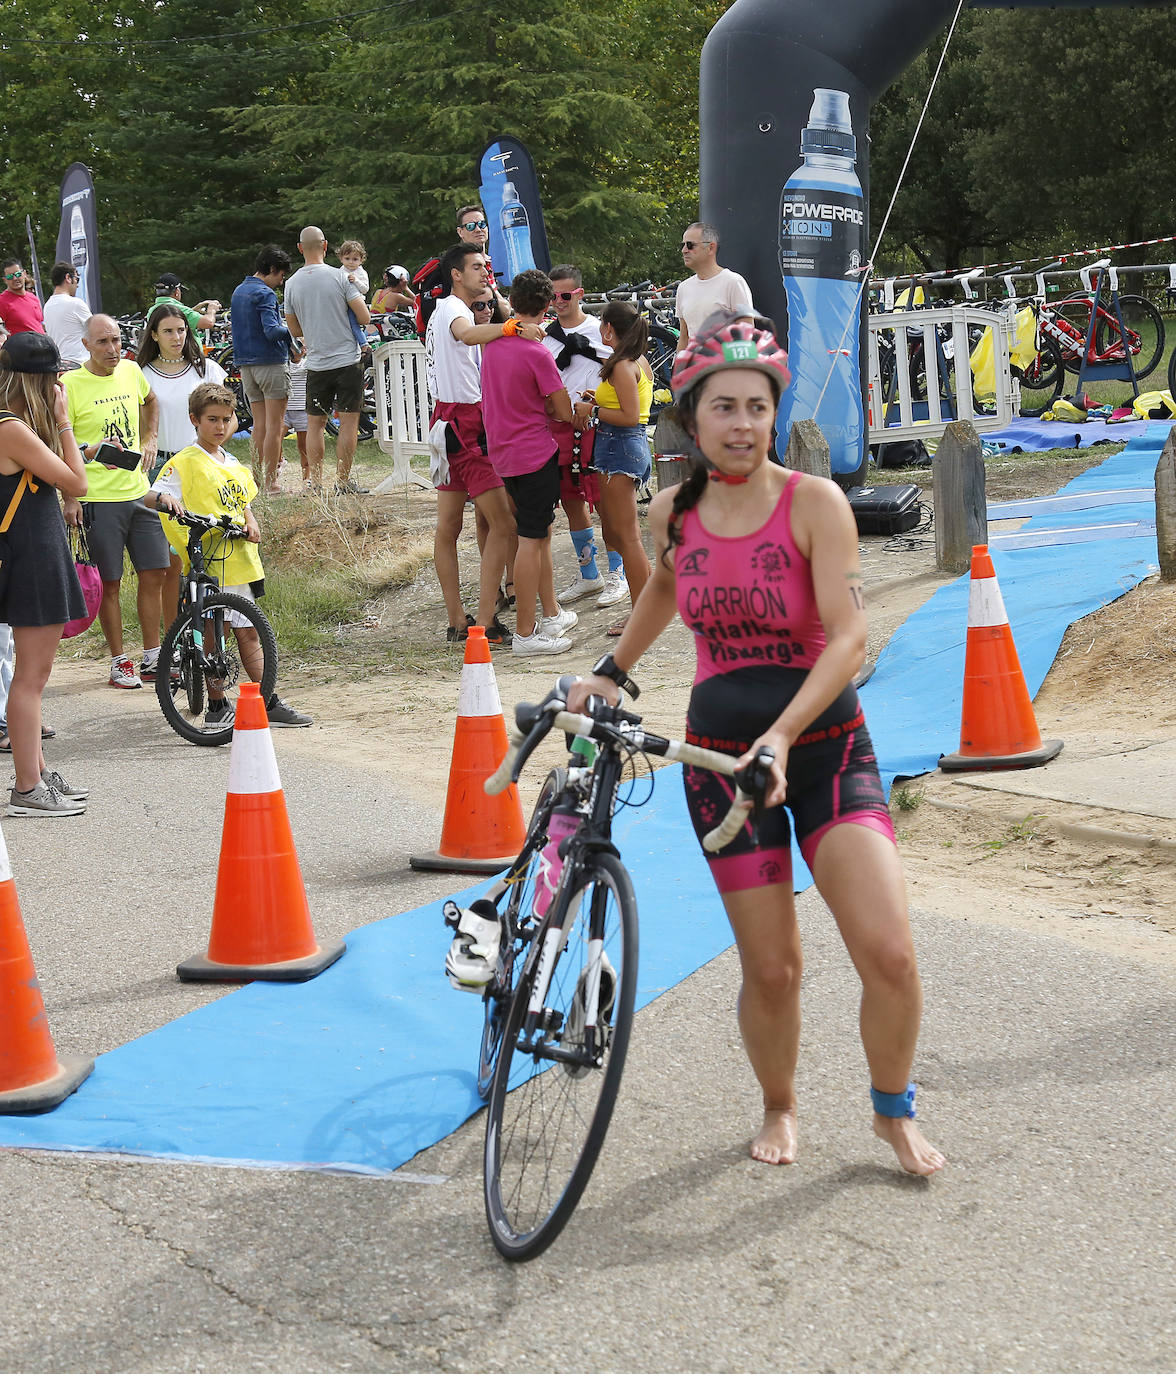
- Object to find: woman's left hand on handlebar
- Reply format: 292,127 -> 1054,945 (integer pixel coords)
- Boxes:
737,730 -> 790,809
566,674 -> 620,713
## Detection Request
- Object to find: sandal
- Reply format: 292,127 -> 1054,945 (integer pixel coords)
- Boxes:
42,723 -> 55,740
0,733 -> 8,753
606,614 -> 630,637
495,581 -> 516,616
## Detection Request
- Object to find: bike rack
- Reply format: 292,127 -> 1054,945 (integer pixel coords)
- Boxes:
867,304 -> 1017,445
371,340 -> 432,492
1071,263 -> 1141,403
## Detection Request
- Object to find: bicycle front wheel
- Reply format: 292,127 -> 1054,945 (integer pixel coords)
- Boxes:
476,768 -> 567,1100
484,850 -> 638,1261
156,592 -> 279,746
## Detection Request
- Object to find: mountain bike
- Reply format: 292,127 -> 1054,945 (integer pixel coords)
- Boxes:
463,676 -> 772,1261
155,512 -> 278,747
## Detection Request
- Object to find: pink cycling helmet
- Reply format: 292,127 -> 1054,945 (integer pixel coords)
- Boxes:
671,321 -> 791,404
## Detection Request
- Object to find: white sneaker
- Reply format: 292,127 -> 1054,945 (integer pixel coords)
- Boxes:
557,575 -> 603,603
109,656 -> 142,689
443,899 -> 502,991
512,629 -> 573,657
597,571 -> 630,608
540,607 -> 578,637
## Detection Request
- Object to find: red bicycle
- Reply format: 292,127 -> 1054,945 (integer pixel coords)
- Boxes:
1039,287 -> 1164,380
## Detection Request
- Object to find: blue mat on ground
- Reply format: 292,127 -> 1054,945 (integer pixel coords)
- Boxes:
981,415 -> 1153,453
0,430 -> 1162,1172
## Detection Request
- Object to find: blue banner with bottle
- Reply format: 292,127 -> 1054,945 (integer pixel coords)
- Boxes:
476,137 -> 551,288
54,162 -> 102,313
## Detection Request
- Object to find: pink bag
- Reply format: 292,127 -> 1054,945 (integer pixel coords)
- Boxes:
62,524 -> 102,639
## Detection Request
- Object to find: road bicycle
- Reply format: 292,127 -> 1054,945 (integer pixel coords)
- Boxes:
454,676 -> 772,1261
1044,288 -> 1164,380
155,511 -> 278,747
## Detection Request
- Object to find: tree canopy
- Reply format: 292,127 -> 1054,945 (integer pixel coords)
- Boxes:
3,3 -> 1176,313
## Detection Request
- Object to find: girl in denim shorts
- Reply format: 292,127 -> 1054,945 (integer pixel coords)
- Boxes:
582,301 -> 654,635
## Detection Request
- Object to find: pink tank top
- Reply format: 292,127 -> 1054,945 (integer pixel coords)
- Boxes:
675,471 -> 827,685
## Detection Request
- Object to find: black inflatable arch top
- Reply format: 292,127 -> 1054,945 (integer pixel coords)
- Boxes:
699,0 -> 1174,481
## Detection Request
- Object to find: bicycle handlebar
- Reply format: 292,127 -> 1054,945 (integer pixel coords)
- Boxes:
484,684 -> 775,853
173,511 -> 246,536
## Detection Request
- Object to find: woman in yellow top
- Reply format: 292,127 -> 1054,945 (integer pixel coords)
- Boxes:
579,301 -> 653,635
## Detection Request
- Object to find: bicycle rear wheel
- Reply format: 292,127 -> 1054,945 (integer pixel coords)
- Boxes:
1016,335 -> 1065,418
476,767 -> 567,1100
156,592 -> 279,746
1095,294 -> 1164,380
484,850 -> 637,1261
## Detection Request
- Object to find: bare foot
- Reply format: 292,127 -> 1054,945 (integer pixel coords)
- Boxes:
750,1107 -> 797,1165
873,1114 -> 945,1176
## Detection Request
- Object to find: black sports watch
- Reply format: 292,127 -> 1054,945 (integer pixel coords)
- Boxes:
590,652 -> 640,700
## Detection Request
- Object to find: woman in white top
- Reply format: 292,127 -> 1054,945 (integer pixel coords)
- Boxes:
137,304 -> 229,631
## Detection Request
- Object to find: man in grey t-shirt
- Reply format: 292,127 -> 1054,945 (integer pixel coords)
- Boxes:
284,225 -> 372,493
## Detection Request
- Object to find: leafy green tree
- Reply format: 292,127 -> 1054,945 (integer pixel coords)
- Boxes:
232,1 -> 666,285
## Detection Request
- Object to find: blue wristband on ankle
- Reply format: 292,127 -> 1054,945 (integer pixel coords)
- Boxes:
871,1082 -> 917,1119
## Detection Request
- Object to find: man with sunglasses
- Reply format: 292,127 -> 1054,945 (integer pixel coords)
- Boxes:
674,222 -> 753,353
426,242 -> 544,646
0,259 -> 45,338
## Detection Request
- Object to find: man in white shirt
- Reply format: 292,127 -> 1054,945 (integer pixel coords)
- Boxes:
42,262 -> 91,365
425,242 -> 543,646
540,265 -> 626,609
674,222 -> 754,351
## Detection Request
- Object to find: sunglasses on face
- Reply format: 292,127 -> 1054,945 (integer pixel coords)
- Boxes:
461,219 -> 488,231
3,271 -> 23,280
471,299 -> 494,312
681,241 -> 699,251
551,290 -> 583,301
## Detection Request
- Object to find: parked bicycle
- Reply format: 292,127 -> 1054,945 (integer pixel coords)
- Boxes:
449,676 -> 771,1261
155,511 -> 278,747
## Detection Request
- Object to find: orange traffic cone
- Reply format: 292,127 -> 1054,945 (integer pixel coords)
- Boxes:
940,545 -> 1063,773
0,823 -> 93,1112
410,625 -> 526,873
177,684 -> 345,982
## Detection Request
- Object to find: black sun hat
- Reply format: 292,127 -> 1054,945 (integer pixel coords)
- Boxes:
0,332 -> 79,373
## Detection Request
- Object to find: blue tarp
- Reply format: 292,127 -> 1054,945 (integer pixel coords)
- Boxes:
0,428 -> 1162,1172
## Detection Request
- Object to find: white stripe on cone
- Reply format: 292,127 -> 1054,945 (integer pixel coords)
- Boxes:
227,724 -> 283,795
968,576 -> 1008,629
457,661 -> 504,719
0,821 -> 11,884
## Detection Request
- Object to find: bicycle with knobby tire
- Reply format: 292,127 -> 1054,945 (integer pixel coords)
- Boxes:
155,511 -> 278,747
460,675 -> 772,1261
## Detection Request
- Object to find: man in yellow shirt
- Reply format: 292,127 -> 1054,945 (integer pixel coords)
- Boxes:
62,314 -> 166,689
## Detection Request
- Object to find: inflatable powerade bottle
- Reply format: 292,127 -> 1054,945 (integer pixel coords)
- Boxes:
776,88 -> 866,475
499,180 -> 535,285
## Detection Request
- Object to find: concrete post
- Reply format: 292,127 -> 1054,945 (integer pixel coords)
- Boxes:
1156,428 -> 1176,582
783,419 -> 831,479
934,420 -> 987,573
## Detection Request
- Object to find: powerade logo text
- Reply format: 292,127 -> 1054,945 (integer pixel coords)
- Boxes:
781,198 -> 863,240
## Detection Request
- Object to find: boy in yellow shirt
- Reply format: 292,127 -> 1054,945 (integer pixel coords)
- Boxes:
144,381 -> 312,730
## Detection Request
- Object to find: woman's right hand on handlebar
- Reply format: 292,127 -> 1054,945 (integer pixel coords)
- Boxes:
157,493 -> 184,518
565,674 -> 620,713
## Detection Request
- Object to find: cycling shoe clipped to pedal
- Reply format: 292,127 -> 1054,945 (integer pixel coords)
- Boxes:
443,898 -> 502,991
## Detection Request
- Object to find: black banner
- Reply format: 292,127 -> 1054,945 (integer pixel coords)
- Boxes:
54,163 -> 101,313
476,137 -> 551,287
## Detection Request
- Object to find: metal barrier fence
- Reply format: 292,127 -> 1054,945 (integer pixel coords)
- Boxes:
372,340 -> 432,492
867,304 -> 1017,446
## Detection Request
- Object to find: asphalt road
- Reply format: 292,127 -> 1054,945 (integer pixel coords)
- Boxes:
1,673 -> 1173,1373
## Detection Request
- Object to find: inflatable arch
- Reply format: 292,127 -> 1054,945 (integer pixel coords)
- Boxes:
699,0 -> 1170,480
